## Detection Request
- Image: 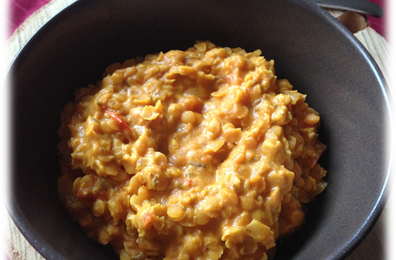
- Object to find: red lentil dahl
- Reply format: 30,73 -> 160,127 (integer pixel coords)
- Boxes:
57,41 -> 327,260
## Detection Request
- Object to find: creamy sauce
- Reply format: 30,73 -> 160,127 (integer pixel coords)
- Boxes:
58,41 -> 327,260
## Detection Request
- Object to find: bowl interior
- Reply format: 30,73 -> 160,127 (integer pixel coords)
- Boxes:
8,0 -> 390,259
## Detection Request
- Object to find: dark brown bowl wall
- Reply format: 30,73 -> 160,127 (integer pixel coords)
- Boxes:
8,0 -> 391,259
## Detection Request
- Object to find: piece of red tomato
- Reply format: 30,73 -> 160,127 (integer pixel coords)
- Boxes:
105,110 -> 133,137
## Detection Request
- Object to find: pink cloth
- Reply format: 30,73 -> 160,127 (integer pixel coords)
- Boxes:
8,0 -> 387,38
367,0 -> 387,38
9,0 -> 51,37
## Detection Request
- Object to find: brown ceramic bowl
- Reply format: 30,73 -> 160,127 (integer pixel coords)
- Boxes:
7,0 -> 391,259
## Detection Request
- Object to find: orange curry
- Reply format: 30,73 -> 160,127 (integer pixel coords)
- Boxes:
57,41 -> 327,260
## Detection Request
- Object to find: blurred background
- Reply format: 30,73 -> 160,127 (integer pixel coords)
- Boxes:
6,0 -> 389,40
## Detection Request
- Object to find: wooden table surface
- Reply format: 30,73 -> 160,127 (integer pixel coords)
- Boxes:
4,0 -> 390,259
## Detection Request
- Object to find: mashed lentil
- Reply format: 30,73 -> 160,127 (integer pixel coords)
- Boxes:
57,41 -> 327,260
